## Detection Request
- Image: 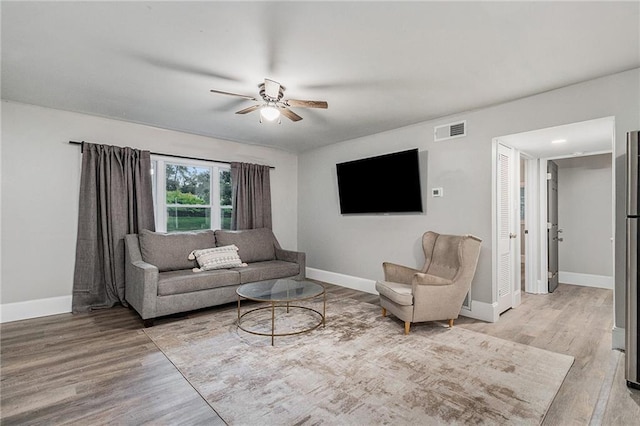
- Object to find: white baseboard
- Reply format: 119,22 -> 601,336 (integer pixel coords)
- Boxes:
0,295 -> 72,323
460,300 -> 499,323
612,326 -> 625,351
307,267 -> 498,323
306,267 -> 377,294
559,271 -> 613,290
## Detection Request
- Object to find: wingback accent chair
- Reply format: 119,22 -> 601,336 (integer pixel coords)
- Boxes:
375,231 -> 482,334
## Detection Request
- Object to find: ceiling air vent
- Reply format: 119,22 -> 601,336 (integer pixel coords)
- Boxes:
434,120 -> 466,141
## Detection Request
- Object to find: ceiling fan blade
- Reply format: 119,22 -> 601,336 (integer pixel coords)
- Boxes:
286,99 -> 328,109
235,104 -> 261,115
210,89 -> 257,101
264,79 -> 281,99
280,107 -> 303,122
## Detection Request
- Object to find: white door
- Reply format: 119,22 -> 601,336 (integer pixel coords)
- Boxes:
497,144 -> 515,314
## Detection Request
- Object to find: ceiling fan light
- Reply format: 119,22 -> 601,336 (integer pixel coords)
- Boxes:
260,105 -> 280,122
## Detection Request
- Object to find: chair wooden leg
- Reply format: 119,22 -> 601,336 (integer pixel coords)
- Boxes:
404,322 -> 410,335
448,319 -> 454,328
382,307 -> 387,317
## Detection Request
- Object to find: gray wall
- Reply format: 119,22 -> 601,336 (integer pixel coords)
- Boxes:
0,101 -> 298,305
556,154 -> 613,277
298,68 -> 639,329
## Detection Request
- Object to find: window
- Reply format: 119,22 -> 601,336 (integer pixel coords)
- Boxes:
151,157 -> 232,232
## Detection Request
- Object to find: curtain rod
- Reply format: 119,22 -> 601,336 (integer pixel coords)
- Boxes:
68,141 -> 275,169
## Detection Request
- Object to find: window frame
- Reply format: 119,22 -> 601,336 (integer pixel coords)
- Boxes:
151,155 -> 232,232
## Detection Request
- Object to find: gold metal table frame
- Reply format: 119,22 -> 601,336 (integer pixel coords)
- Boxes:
236,280 -> 326,346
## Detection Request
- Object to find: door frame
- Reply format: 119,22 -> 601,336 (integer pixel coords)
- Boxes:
536,151 -> 615,291
508,151 -> 615,295
518,157 -> 559,295
520,153 -> 540,294
493,142 -> 549,299
492,118 -> 616,327
534,158 -> 550,294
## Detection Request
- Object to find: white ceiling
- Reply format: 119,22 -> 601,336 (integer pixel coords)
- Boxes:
498,117 -> 615,159
2,1 -> 639,153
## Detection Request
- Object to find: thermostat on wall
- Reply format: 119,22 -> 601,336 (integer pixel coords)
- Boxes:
432,187 -> 443,197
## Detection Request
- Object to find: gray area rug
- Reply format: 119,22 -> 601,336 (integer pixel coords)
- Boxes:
144,296 -> 574,425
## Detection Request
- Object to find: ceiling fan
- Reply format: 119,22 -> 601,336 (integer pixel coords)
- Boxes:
210,78 -> 328,123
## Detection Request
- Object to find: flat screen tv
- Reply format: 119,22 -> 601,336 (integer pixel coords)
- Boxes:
336,148 -> 423,214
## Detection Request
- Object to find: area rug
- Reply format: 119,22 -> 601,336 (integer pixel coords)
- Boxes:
144,297 -> 574,425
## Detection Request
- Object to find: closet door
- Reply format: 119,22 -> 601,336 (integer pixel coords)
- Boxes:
497,144 -> 515,313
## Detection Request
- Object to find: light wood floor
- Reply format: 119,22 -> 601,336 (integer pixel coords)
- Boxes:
1,283 -> 639,425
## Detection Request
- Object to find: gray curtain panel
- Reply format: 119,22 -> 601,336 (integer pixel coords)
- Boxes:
72,143 -> 155,313
231,162 -> 272,230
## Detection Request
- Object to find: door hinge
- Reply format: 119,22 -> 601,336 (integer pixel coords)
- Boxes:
547,173 -> 552,180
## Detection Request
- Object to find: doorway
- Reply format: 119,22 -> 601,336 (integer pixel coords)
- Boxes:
492,117 -> 615,315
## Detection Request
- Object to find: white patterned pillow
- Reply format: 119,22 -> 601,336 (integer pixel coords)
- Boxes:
187,245 -> 247,272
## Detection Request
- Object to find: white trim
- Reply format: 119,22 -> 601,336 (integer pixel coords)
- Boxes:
513,288 -> 522,308
512,148 -> 522,309
524,157 -> 541,294
1,296 -> 72,323
307,267 -> 499,323
491,139 -> 498,312
151,156 -> 231,232
559,271 -> 614,289
537,159 -> 550,294
460,300 -> 500,323
612,326 -> 625,350
306,267 -> 378,294
609,122 -> 618,336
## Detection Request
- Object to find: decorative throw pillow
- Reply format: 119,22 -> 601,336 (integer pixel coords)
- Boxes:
188,245 -> 247,272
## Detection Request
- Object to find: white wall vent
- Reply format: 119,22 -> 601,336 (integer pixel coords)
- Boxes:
434,120 -> 466,141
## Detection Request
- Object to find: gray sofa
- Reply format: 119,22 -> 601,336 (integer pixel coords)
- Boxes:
124,227 -> 305,326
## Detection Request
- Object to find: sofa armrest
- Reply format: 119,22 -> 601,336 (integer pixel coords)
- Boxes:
125,234 -> 160,320
125,259 -> 159,320
382,262 -> 420,284
275,247 -> 306,279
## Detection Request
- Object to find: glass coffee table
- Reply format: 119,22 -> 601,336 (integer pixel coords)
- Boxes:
236,279 -> 326,345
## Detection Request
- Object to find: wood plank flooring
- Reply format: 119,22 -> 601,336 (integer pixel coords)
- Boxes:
1,283 -> 638,425
1,308 -> 223,425
454,284 -> 634,425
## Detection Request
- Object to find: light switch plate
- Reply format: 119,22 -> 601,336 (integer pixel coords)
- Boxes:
432,187 -> 443,197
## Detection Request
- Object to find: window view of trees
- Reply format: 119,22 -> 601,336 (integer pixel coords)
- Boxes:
162,163 -> 233,232
166,165 -> 211,232
166,165 -> 211,204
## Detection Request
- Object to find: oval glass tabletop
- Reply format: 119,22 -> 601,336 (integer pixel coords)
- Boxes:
236,279 -> 325,302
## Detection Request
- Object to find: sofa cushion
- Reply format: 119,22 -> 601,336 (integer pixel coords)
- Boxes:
139,229 -> 216,272
234,260 -> 300,284
157,268 -> 240,296
189,245 -> 247,272
215,228 -> 276,263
